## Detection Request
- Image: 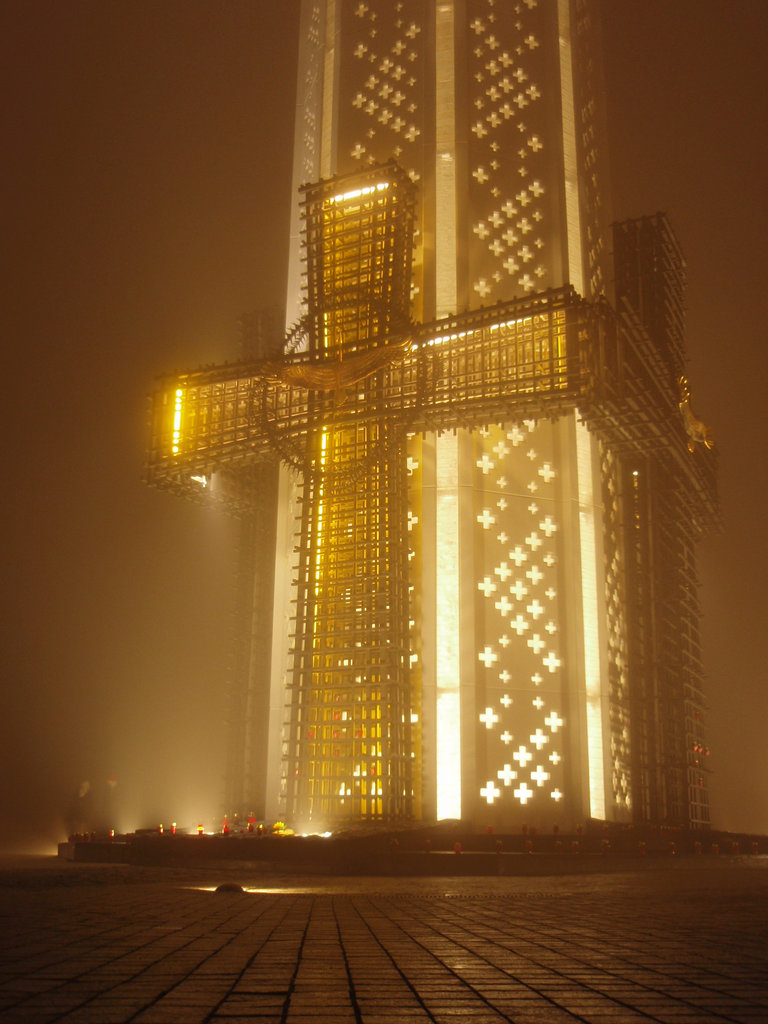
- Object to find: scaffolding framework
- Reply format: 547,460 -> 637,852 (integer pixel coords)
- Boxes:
145,173 -> 718,829
613,214 -> 714,828
283,165 -> 416,824
146,289 -> 717,523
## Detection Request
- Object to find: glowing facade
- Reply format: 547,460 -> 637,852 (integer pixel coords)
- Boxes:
146,1 -> 717,831
280,0 -> 618,831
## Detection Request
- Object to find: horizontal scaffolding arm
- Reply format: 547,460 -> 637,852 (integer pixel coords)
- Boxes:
145,285 -> 718,525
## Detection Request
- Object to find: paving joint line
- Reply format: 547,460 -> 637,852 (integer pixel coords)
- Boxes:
347,894 -> 439,1022
277,894 -> 315,1024
331,896 -> 363,1024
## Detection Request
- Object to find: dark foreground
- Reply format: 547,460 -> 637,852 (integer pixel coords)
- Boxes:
0,856 -> 766,1023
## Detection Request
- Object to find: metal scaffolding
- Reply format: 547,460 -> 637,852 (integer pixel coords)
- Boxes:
287,164 -> 415,825
613,214 -> 715,828
145,174 -> 718,829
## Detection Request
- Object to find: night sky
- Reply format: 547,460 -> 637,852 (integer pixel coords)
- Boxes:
2,1 -> 766,850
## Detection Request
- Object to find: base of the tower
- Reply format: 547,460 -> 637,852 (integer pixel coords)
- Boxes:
57,824 -> 761,875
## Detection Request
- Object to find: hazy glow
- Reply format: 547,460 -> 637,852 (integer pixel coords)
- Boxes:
434,3 -> 460,830
188,882 -> 349,895
320,0 -> 337,179
329,181 -> 390,205
436,432 -> 461,820
418,311 -> 559,353
435,0 -> 457,318
575,418 -> 605,819
422,316 -> 523,350
557,0 -> 584,295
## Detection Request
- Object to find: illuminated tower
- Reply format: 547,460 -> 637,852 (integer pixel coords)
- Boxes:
277,0 -> 617,830
146,0 -> 718,831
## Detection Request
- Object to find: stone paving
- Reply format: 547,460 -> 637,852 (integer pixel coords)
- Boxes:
0,858 -> 766,1023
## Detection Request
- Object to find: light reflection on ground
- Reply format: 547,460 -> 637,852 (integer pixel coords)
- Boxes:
3,855 -> 767,902
179,861 -> 768,900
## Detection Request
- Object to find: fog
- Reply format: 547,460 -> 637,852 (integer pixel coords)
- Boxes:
2,1 -> 766,850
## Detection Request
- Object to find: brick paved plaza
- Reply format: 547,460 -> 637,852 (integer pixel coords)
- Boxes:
0,857 -> 766,1023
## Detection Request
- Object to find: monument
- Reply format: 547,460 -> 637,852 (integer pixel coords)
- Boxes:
146,1 -> 717,832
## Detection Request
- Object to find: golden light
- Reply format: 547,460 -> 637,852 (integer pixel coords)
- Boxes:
172,388 -> 183,454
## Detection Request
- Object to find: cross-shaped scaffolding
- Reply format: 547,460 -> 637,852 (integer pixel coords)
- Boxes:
145,165 -> 718,827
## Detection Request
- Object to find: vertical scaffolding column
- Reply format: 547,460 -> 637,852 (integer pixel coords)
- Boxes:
286,429 -> 411,826
283,165 -> 416,827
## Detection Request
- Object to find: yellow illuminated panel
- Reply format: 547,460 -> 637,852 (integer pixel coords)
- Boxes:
302,419 -> 393,823
329,181 -> 390,205
315,176 -> 397,359
421,311 -> 567,390
313,430 -> 328,590
172,388 -> 183,454
287,168 -> 414,826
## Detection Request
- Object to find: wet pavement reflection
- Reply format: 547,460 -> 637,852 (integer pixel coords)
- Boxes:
0,857 -> 766,1022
